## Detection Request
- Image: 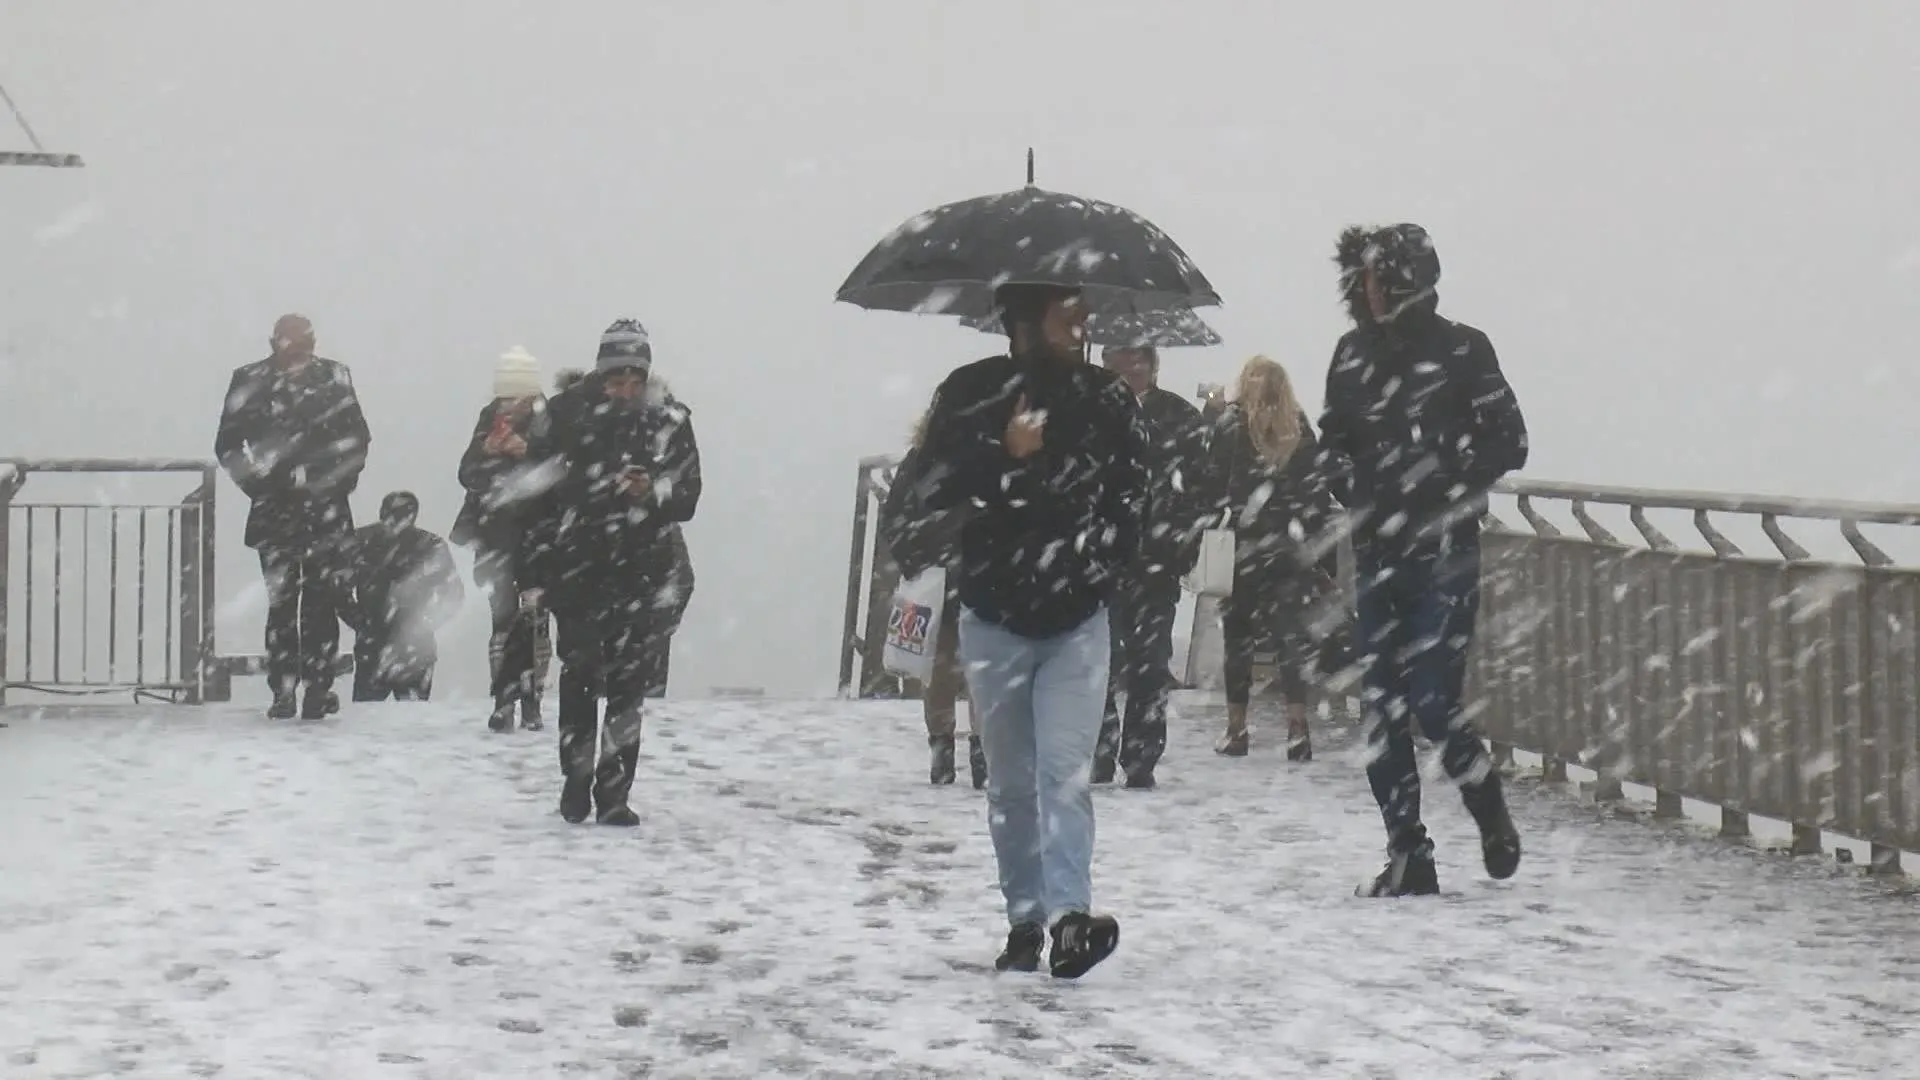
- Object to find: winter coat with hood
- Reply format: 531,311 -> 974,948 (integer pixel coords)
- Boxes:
450,396 -> 560,554
915,352 -> 1148,640
215,355 -> 371,552
522,369 -> 701,621
1317,223 -> 1528,551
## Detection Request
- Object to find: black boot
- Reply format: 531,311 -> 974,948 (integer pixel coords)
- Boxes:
994,923 -> 1045,972
968,736 -> 988,791
929,735 -> 957,785
519,695 -> 544,732
1048,912 -> 1120,980
594,717 -> 642,827
488,700 -> 515,734
1463,772 -> 1522,880
267,686 -> 297,721
559,775 -> 593,824
299,684 -> 333,720
1358,829 -> 1441,898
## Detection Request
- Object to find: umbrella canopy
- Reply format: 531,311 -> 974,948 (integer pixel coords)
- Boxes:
835,182 -> 1221,319
960,305 -> 1221,348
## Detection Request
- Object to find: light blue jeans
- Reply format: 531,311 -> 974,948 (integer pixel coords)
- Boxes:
958,607 -> 1110,929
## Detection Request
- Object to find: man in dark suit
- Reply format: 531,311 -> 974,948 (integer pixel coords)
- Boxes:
215,314 -> 371,720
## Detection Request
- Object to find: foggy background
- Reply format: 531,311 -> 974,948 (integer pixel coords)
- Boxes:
3,1 -> 1917,700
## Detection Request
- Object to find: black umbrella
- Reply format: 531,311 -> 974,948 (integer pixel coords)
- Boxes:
959,305 -> 1222,348
835,150 -> 1221,318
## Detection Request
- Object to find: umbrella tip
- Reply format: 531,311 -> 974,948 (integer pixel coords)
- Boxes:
1026,147 -> 1034,186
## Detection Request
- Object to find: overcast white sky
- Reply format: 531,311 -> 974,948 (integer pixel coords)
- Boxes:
3,1 -> 1918,697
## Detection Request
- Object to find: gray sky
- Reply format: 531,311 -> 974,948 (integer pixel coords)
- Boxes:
4,0 -> 1918,697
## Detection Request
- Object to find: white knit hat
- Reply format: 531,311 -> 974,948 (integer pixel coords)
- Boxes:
493,346 -> 543,399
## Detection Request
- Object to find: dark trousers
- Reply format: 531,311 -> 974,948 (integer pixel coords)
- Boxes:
555,609 -> 656,812
258,546 -> 343,697
352,635 -> 434,702
1220,555 -> 1318,707
475,546 -> 541,706
1095,573 -> 1180,776
1356,525 -> 1494,851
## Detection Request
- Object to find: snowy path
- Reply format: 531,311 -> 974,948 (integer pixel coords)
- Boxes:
2,695 -> 1916,1079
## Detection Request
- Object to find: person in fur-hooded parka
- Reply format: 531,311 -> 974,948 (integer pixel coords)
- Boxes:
1318,222 -> 1527,900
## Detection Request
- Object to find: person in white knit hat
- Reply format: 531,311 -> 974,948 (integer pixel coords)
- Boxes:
451,346 -> 558,733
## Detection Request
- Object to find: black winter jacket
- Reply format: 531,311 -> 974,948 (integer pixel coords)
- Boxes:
214,356 -> 371,552
1131,384 -> 1212,580
1319,223 -> 1528,551
522,375 -> 701,619
450,397 -> 558,554
344,523 -> 464,655
1205,405 -> 1339,577
917,354 -> 1148,640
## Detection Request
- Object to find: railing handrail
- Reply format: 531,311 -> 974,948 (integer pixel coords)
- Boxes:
855,454 -> 1920,527
1496,477 -> 1920,527
1,458 -> 216,475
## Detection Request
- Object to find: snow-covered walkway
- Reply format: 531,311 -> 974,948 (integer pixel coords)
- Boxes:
2,694 -> 1916,1079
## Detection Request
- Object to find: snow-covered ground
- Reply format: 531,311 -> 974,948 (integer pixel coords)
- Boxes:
2,693 -> 1916,1079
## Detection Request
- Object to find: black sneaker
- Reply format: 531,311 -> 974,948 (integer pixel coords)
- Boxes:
488,702 -> 515,734
994,923 -> 1045,973
267,690 -> 297,720
968,736 -> 988,790
1358,845 -> 1441,898
1048,912 -> 1120,980
1463,773 -> 1522,881
1122,769 -> 1156,791
559,777 -> 592,824
324,691 -> 341,716
597,805 -> 640,828
929,735 -> 957,785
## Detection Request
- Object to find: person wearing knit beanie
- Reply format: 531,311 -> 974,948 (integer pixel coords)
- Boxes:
494,346 -> 544,400
596,319 -> 652,376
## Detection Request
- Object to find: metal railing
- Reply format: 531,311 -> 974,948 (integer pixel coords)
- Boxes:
841,454 -> 1919,872
1475,478 -> 1919,875
0,459 -> 246,705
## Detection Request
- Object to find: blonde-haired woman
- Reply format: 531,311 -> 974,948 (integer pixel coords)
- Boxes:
1204,355 -> 1338,759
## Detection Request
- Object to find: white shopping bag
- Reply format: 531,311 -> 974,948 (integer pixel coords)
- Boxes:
882,568 -> 947,684
1182,528 -> 1235,598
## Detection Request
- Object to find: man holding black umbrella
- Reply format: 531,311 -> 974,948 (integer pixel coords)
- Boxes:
914,283 -> 1147,979
1090,344 -> 1209,790
836,160 -> 1218,976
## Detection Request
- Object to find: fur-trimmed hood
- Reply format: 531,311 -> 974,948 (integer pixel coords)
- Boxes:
552,367 -> 679,407
1335,223 -> 1442,324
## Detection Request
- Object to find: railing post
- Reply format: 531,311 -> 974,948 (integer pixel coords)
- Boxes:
0,465 -> 18,707
199,468 -> 230,702
839,462 -> 874,697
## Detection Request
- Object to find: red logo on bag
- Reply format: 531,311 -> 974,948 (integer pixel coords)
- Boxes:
887,600 -> 935,656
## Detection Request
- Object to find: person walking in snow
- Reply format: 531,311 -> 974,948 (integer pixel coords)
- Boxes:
913,283 -> 1147,978
214,313 -> 371,720
1317,223 -> 1528,897
344,491 -> 464,701
1090,345 -> 1210,790
550,366 -> 695,703
1202,355 -> 1338,762
452,347 -> 559,732
879,400 -> 984,788
523,320 -> 701,827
